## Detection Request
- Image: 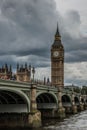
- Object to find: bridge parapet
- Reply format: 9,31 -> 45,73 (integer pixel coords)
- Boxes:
0,79 -> 32,88
37,84 -> 58,92
37,103 -> 58,109
62,103 -> 72,107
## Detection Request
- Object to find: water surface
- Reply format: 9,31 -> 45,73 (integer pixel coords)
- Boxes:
41,110 -> 87,130
3,110 -> 87,130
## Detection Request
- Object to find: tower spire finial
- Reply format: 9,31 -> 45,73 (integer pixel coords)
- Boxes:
54,22 -> 61,41
56,22 -> 60,36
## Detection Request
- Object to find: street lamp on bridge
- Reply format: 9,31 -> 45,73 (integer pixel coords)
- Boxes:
32,67 -> 35,82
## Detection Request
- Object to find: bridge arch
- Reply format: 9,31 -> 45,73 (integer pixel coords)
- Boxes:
81,98 -> 84,103
74,96 -> 80,105
36,92 -> 58,109
0,87 -> 30,112
62,94 -> 72,107
85,99 -> 87,104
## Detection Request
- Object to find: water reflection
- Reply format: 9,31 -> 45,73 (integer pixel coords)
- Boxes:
2,111 -> 87,130
43,110 -> 87,130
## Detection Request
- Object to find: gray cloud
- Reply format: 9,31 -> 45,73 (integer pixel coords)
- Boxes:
0,0 -> 86,64
0,0 -> 58,58
60,10 -> 87,63
64,62 -> 87,86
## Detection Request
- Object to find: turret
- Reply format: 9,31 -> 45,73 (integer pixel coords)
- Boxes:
0,64 -> 12,79
16,63 -> 31,82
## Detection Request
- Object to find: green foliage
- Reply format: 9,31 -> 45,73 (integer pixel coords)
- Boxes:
73,87 -> 81,93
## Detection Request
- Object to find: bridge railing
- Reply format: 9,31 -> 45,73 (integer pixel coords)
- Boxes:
62,88 -> 81,96
75,102 -> 80,106
0,79 -> 37,88
37,103 -> 58,109
62,102 -> 72,107
62,88 -> 72,94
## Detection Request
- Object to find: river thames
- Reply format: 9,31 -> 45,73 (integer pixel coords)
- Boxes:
2,110 -> 87,130
35,110 -> 87,130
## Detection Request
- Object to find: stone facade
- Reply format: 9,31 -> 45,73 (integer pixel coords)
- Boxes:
0,64 -> 12,80
16,63 -> 31,82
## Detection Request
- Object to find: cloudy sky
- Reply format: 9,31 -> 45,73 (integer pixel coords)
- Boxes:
0,0 -> 87,86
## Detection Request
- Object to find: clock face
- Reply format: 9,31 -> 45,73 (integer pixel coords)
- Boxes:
53,51 -> 59,57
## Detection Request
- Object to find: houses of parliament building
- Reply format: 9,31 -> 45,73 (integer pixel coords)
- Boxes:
0,24 -> 64,88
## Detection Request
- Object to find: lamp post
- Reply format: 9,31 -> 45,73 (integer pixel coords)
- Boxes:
32,67 -> 35,82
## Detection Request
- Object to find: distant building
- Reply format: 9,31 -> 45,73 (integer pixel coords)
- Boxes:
65,84 -> 79,89
0,64 -> 12,80
16,63 -> 31,82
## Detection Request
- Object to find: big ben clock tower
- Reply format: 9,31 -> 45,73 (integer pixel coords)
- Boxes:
51,24 -> 64,88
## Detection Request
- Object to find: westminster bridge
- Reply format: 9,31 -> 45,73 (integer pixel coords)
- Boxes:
0,79 -> 87,128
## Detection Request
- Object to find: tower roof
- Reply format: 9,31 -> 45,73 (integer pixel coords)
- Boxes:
52,23 -> 63,49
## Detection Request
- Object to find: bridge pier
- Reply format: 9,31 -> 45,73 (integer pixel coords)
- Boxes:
28,83 -> 41,128
57,88 -> 65,118
65,106 -> 72,114
72,94 -> 77,114
76,97 -> 84,112
79,104 -> 84,111
72,105 -> 77,114
79,97 -> 84,111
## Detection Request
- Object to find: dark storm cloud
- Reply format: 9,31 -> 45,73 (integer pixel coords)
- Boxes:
0,0 -> 58,60
0,0 -> 86,66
